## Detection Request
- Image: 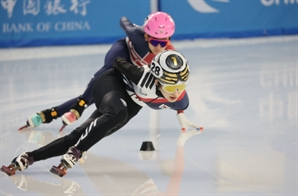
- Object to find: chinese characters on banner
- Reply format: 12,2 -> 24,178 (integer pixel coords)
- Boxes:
2,0 -> 90,18
1,0 -> 150,47
1,0 -> 92,35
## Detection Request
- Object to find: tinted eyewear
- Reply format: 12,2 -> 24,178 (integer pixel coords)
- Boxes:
162,83 -> 187,93
148,38 -> 169,47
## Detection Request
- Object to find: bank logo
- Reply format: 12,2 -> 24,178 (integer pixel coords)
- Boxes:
187,0 -> 229,13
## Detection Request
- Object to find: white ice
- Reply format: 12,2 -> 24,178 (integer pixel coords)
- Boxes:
0,35 -> 297,195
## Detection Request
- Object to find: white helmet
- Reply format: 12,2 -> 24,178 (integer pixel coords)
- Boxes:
150,50 -> 190,86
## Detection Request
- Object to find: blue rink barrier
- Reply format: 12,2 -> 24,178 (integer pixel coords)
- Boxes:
1,0 -> 297,48
160,0 -> 298,40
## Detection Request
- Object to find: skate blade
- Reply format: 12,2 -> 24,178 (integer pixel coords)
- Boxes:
58,125 -> 66,133
18,125 -> 29,131
49,166 -> 66,177
1,165 -> 17,176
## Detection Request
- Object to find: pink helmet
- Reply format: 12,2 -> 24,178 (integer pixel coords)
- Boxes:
143,12 -> 175,39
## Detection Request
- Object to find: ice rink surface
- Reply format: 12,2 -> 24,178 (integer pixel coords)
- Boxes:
0,35 -> 297,195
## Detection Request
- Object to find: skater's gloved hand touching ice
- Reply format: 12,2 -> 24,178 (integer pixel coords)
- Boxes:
177,129 -> 202,146
177,110 -> 203,132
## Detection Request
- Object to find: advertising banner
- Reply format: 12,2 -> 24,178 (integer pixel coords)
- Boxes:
1,0 -> 297,47
161,0 -> 298,39
0,0 -> 150,47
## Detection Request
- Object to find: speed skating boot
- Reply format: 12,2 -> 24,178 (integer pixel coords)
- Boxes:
61,97 -> 87,126
59,97 -> 88,132
50,146 -> 82,177
1,152 -> 34,176
19,108 -> 58,130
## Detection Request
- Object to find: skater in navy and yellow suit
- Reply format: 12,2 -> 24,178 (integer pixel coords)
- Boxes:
21,12 -> 178,131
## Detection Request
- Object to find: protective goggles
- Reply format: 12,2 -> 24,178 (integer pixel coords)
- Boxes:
162,83 -> 187,93
148,38 -> 169,47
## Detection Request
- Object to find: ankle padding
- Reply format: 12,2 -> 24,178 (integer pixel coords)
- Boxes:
40,107 -> 58,123
70,97 -> 88,118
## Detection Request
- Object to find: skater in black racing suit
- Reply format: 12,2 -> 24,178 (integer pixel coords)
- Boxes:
1,50 -> 202,177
